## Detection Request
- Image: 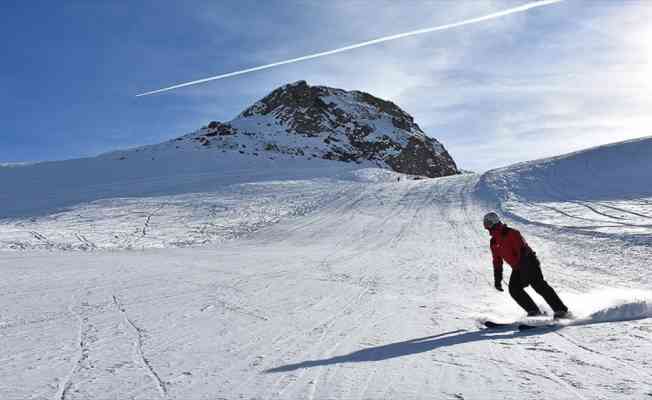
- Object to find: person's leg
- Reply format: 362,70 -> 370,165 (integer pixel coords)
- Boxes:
508,270 -> 541,315
531,281 -> 568,313
527,261 -> 568,313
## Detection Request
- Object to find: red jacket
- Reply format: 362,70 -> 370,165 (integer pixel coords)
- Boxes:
490,224 -> 531,273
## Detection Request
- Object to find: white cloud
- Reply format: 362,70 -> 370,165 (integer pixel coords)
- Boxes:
169,0 -> 652,172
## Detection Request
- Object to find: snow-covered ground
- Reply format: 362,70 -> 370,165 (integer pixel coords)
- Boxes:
1,138 -> 651,399
478,136 -> 652,239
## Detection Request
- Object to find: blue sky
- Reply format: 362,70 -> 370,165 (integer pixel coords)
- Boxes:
2,1 -> 651,171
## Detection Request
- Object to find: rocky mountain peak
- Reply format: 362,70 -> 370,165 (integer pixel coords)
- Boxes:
239,80 -> 420,136
240,80 -> 318,117
189,81 -> 459,178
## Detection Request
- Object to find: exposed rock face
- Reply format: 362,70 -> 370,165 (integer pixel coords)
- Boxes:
189,81 -> 459,177
387,136 -> 459,177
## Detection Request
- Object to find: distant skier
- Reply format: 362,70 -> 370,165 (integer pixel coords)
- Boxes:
483,212 -> 569,318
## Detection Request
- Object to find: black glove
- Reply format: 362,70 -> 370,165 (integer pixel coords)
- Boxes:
494,268 -> 504,292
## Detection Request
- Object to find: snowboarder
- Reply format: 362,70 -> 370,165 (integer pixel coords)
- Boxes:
483,212 -> 569,318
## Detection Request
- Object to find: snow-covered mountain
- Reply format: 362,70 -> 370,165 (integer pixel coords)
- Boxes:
0,81 -> 458,220
171,80 -> 458,178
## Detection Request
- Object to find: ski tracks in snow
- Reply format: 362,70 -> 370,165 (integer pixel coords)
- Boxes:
553,329 -> 652,382
52,294 -> 168,399
112,295 -> 167,398
55,301 -> 87,400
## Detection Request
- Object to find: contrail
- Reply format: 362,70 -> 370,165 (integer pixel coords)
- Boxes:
136,0 -> 564,97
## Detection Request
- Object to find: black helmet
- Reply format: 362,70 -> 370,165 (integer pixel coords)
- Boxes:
483,212 -> 501,230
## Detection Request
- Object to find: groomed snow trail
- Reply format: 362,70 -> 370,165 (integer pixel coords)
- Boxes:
1,171 -> 651,399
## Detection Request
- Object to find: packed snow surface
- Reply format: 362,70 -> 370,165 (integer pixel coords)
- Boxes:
1,137 -> 651,399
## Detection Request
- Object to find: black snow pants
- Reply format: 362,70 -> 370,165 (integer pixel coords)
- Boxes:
508,249 -> 568,314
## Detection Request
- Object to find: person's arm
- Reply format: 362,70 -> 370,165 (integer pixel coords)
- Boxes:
491,239 -> 504,291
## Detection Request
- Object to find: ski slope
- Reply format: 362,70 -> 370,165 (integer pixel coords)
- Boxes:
1,138 -> 651,399
478,136 -> 652,239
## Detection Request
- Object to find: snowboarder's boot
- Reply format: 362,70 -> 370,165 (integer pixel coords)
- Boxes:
527,310 -> 543,317
553,310 -> 570,319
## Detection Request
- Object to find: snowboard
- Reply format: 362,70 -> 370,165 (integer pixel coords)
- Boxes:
483,320 -> 560,331
483,320 -> 516,329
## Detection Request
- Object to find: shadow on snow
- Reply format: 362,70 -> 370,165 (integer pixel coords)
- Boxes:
264,326 -> 558,373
